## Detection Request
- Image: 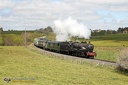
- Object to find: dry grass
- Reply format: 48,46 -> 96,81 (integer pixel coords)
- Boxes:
117,48 -> 128,73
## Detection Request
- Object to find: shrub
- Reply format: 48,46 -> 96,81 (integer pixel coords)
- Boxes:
116,48 -> 128,73
0,35 -> 3,46
2,34 -> 24,46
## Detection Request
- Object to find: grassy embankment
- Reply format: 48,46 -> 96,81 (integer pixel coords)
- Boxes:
0,46 -> 128,85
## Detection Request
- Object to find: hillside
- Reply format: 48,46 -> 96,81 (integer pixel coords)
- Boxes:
0,46 -> 128,85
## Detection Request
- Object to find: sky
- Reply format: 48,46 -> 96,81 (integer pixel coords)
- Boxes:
0,0 -> 128,31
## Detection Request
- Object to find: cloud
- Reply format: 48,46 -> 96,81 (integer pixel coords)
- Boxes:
0,0 -> 128,30
53,17 -> 91,41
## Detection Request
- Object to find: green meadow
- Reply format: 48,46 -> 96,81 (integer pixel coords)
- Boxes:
91,40 -> 128,47
0,33 -> 128,84
90,34 -> 128,61
93,47 -> 127,61
0,46 -> 128,85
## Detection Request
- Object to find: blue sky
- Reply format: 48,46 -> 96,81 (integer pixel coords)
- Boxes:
0,0 -> 128,30
96,10 -> 128,19
0,8 -> 12,17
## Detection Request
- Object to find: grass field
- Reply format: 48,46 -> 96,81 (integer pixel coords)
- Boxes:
91,40 -> 128,47
0,46 -> 128,85
90,34 -> 128,61
94,47 -> 128,61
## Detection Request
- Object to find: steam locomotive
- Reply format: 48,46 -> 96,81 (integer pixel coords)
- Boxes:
34,37 -> 96,59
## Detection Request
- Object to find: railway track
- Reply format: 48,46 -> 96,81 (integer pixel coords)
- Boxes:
91,58 -> 117,67
94,58 -> 116,63
28,44 -> 117,67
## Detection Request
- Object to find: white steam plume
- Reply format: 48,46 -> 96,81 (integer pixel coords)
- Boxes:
53,17 -> 91,41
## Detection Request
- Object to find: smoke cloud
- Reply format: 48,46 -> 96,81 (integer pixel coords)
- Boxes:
53,17 -> 91,41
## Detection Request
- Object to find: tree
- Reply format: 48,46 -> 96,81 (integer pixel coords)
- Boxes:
44,26 -> 53,33
117,27 -> 122,33
0,27 -> 3,34
36,26 -> 53,34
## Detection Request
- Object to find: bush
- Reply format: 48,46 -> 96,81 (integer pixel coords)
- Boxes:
2,34 -> 24,46
116,48 -> 128,73
1,31 -> 55,46
0,35 -> 3,46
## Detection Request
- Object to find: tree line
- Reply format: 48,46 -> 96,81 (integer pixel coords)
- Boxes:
0,26 -> 128,46
117,27 -> 128,33
91,27 -> 128,36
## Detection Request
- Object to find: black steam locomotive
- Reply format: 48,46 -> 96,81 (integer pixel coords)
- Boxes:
34,37 -> 96,59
